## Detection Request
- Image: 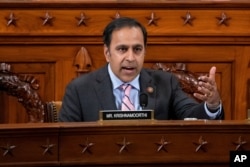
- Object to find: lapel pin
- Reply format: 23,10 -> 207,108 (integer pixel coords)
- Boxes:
147,87 -> 154,93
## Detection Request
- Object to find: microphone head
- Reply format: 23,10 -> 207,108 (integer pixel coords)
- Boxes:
140,93 -> 148,109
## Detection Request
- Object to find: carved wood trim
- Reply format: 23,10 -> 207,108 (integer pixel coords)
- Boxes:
152,62 -> 202,102
73,47 -> 92,77
0,63 -> 45,123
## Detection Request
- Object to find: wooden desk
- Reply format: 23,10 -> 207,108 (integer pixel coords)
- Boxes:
0,120 -> 250,166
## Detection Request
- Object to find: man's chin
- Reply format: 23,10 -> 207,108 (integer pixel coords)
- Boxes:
120,75 -> 136,83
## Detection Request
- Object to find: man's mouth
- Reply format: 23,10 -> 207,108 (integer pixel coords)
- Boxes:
122,66 -> 135,70
121,66 -> 136,74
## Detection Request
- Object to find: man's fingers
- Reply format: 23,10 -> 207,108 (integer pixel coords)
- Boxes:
209,66 -> 216,81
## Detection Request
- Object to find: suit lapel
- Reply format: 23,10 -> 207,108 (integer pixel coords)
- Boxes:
139,69 -> 157,110
94,66 -> 117,110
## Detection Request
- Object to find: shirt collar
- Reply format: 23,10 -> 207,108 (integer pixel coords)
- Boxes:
108,64 -> 140,90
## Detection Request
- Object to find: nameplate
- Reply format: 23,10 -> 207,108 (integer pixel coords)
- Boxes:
99,110 -> 154,121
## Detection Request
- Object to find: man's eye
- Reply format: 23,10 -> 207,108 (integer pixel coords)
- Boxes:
118,47 -> 127,52
134,47 -> 142,53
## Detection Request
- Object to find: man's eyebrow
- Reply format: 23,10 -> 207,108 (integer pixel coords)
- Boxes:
115,44 -> 143,48
116,44 -> 128,48
133,44 -> 143,48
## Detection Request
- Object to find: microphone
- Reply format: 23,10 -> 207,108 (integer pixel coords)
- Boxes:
140,93 -> 148,109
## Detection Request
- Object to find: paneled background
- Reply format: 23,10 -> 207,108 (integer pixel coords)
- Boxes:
0,0 -> 250,123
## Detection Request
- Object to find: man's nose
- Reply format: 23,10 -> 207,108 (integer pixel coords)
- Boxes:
126,50 -> 135,61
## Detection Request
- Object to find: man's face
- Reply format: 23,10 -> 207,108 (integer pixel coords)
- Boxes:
104,26 -> 145,83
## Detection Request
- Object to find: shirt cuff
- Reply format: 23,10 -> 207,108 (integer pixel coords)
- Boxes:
204,102 -> 222,119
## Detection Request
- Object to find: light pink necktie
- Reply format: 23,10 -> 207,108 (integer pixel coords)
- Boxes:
121,84 -> 135,111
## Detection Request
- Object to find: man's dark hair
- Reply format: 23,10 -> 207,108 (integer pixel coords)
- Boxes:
103,17 -> 147,48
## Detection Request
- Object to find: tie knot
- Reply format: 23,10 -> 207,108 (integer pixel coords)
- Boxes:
121,84 -> 131,91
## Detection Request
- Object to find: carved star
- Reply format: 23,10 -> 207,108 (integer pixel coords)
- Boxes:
233,136 -> 247,151
193,136 -> 208,152
79,138 -> 94,154
5,13 -> 18,27
111,11 -> 121,20
75,13 -> 89,26
116,137 -> 132,154
155,136 -> 171,152
146,12 -> 160,26
216,12 -> 231,26
40,12 -> 54,26
41,138 -> 55,155
181,11 -> 195,26
0,143 -> 16,156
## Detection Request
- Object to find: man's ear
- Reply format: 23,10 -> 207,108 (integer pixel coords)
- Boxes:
104,45 -> 110,62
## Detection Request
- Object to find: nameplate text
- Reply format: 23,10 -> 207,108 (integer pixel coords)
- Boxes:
99,110 -> 154,121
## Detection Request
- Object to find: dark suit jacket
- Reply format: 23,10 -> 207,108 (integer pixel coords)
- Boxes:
59,65 -> 224,122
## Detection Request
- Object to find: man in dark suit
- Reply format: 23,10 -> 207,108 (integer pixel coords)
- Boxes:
59,17 -> 223,122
